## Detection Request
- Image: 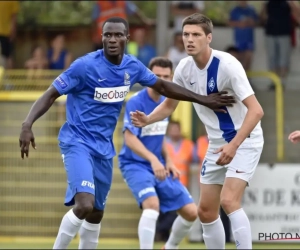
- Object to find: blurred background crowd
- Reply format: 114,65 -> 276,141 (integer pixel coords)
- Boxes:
1,1 -> 300,246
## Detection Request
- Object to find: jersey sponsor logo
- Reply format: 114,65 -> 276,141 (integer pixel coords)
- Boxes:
138,187 -> 155,198
55,76 -> 68,89
81,181 -> 95,189
141,120 -> 168,137
124,71 -> 131,85
94,86 -> 130,103
208,77 -> 215,92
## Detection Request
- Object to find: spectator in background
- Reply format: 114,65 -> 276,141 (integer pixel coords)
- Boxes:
165,120 -> 195,188
24,45 -> 48,79
228,1 -> 258,71
261,0 -> 300,88
127,28 -> 156,67
171,1 -> 204,32
92,1 -> 154,51
166,32 -> 188,70
0,1 -> 19,69
47,34 -> 72,70
25,45 -> 48,70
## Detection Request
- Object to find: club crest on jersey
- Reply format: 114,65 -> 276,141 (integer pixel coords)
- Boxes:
124,71 -> 131,85
208,77 -> 215,92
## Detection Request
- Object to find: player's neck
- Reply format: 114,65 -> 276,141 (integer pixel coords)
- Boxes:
147,88 -> 161,102
104,52 -> 123,65
193,47 -> 212,70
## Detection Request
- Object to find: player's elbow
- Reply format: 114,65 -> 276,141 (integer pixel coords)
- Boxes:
124,130 -> 135,147
252,106 -> 264,120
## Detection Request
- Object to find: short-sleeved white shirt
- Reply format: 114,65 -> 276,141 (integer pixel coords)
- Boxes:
173,49 -> 263,145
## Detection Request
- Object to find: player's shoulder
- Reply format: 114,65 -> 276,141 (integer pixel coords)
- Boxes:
73,50 -> 101,67
175,56 -> 194,72
123,53 -> 141,65
212,49 -> 242,71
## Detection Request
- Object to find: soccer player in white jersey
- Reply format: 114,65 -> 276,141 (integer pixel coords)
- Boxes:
130,13 -> 264,249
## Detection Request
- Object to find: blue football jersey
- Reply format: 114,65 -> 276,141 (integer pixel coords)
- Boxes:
52,50 -> 158,158
118,88 -> 168,170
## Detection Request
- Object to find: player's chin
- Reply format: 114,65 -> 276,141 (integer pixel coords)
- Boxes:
106,47 -> 121,55
186,51 -> 198,56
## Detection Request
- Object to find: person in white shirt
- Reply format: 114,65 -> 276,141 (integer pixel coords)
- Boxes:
166,32 -> 188,70
130,13 -> 264,249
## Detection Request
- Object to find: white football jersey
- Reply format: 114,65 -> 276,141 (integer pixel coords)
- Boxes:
173,49 -> 263,145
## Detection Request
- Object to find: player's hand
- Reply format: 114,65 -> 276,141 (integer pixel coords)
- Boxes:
130,110 -> 149,127
288,130 -> 300,144
19,125 -> 36,159
205,91 -> 236,113
214,143 -> 238,166
150,157 -> 167,181
166,161 -> 180,179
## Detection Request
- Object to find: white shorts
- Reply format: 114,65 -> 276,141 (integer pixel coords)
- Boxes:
200,140 -> 264,186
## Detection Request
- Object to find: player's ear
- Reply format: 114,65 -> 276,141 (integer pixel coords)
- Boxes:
207,33 -> 212,44
126,34 -> 130,43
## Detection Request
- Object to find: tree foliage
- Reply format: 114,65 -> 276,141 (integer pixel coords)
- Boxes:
17,1 -> 264,27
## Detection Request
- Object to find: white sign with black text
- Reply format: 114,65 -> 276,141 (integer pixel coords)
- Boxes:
243,164 -> 300,242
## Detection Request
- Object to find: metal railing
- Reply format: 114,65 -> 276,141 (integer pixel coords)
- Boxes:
247,71 -> 284,162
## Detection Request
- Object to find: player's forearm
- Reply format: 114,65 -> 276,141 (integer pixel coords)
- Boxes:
230,108 -> 264,148
147,98 -> 177,125
155,80 -> 207,105
124,131 -> 157,162
22,87 -> 60,128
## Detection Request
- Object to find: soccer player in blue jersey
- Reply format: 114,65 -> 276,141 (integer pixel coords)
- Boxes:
119,57 -> 197,249
19,17 -> 235,249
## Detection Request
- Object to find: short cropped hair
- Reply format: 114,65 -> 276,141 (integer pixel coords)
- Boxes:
148,57 -> 173,71
102,17 -> 129,35
182,13 -> 213,35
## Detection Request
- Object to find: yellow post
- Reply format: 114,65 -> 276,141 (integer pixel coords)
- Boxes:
247,71 -> 284,161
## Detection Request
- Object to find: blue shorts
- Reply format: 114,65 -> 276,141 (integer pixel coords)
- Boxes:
235,40 -> 254,51
120,163 -> 194,213
60,142 -> 113,210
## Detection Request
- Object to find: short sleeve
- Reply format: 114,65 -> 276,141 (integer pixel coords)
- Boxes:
172,64 -> 184,87
136,60 -> 158,87
126,1 -> 137,15
123,98 -> 141,136
52,58 -> 86,95
227,59 -> 254,102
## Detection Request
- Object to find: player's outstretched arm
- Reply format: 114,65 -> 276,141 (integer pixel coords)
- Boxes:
150,78 -> 236,111
131,78 -> 235,128
19,86 -> 61,159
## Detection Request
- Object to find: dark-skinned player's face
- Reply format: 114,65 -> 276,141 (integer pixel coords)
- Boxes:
102,22 -> 129,56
